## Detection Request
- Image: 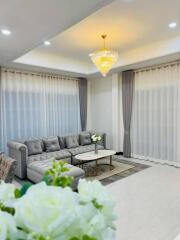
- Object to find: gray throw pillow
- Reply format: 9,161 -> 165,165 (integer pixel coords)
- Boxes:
25,139 -> 43,156
80,133 -> 91,146
43,137 -> 60,152
65,135 -> 79,149
58,136 -> 66,149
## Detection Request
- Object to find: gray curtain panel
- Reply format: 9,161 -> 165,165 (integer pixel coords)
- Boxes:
122,70 -> 134,157
78,78 -> 87,131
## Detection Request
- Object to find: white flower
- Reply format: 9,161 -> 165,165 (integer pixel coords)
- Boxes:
78,179 -> 116,226
97,136 -> 102,141
73,204 -> 116,240
91,135 -> 97,142
0,181 -> 15,204
13,182 -> 79,240
91,134 -> 101,142
0,211 -> 18,240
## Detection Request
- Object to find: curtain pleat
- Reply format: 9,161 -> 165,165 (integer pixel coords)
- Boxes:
131,64 -> 180,166
0,69 -> 81,152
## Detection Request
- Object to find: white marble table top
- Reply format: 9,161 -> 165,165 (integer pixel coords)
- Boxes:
75,149 -> 116,161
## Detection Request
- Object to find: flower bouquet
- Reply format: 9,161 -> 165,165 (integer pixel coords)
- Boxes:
91,135 -> 102,154
0,160 -> 116,240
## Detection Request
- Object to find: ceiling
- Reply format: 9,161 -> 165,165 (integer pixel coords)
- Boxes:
0,0 -> 113,65
1,0 -> 180,76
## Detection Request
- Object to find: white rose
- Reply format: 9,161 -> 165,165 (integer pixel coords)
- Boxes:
0,211 -> 18,240
13,182 -> 79,240
0,181 -> 15,204
78,179 -> 116,226
74,204 -> 115,240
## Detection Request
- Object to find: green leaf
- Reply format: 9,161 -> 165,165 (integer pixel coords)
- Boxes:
14,188 -> 21,198
20,182 -> 32,196
0,203 -> 15,215
92,199 -> 103,210
43,160 -> 73,187
82,235 -> 97,240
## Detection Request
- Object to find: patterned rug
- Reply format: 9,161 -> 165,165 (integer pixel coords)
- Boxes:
96,155 -> 150,185
84,158 -> 134,181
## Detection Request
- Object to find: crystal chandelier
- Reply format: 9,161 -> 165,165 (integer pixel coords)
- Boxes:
89,35 -> 119,77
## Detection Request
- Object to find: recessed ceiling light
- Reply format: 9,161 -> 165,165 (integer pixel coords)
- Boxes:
44,40 -> 51,46
169,22 -> 177,29
1,29 -> 11,36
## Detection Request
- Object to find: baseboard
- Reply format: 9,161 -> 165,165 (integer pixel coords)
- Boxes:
116,152 -> 123,155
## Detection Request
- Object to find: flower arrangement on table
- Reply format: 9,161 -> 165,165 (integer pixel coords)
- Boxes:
0,160 -> 116,240
91,135 -> 102,154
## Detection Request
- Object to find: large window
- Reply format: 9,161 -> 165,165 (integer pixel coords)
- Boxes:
0,69 -> 81,151
131,63 -> 180,166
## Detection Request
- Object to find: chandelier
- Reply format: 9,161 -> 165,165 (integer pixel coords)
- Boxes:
89,35 -> 119,77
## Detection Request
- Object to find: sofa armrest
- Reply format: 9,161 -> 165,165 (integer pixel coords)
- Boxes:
90,131 -> 107,149
7,141 -> 28,179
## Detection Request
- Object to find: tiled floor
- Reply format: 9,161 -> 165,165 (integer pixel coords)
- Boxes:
107,157 -> 180,240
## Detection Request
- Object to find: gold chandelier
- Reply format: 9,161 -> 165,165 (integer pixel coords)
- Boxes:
89,35 -> 119,77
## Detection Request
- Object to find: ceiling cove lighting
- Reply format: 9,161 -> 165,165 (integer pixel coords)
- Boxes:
89,35 -> 119,77
1,29 -> 11,36
169,22 -> 177,28
44,40 -> 51,46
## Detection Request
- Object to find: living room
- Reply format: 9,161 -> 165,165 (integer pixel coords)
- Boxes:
1,0 -> 180,240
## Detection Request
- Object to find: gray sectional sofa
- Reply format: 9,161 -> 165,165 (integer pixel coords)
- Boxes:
7,131 -> 106,188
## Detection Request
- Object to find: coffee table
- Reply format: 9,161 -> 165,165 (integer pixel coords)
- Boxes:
75,149 -> 116,176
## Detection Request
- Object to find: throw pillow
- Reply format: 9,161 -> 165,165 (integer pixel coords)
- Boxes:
79,132 -> 91,146
25,139 -> 43,156
43,137 -> 60,152
58,136 -> 66,149
65,135 -> 79,149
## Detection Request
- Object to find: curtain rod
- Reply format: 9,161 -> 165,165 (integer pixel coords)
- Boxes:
134,60 -> 180,73
1,67 -> 79,81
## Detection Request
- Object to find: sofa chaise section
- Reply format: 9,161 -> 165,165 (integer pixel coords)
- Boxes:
27,158 -> 85,189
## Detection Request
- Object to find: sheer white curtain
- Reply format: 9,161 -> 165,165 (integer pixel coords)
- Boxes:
0,68 -> 81,152
131,63 -> 180,166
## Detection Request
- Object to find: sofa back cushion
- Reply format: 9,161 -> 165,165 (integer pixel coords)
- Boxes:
79,132 -> 91,146
25,139 -> 43,156
43,137 -> 60,152
58,136 -> 66,149
65,135 -> 79,149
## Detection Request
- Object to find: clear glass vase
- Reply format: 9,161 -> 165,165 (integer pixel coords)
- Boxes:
95,143 -> 98,154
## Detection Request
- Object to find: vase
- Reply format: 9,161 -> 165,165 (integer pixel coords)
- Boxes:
95,143 -> 98,154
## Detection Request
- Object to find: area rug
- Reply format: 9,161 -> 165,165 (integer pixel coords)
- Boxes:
84,158 -> 134,181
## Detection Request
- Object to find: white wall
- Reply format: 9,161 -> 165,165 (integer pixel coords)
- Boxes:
87,73 -> 124,151
87,75 -> 113,148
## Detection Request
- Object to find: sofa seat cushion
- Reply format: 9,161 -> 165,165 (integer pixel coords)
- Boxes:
67,144 -> 104,156
27,159 -> 84,177
27,150 -> 71,165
